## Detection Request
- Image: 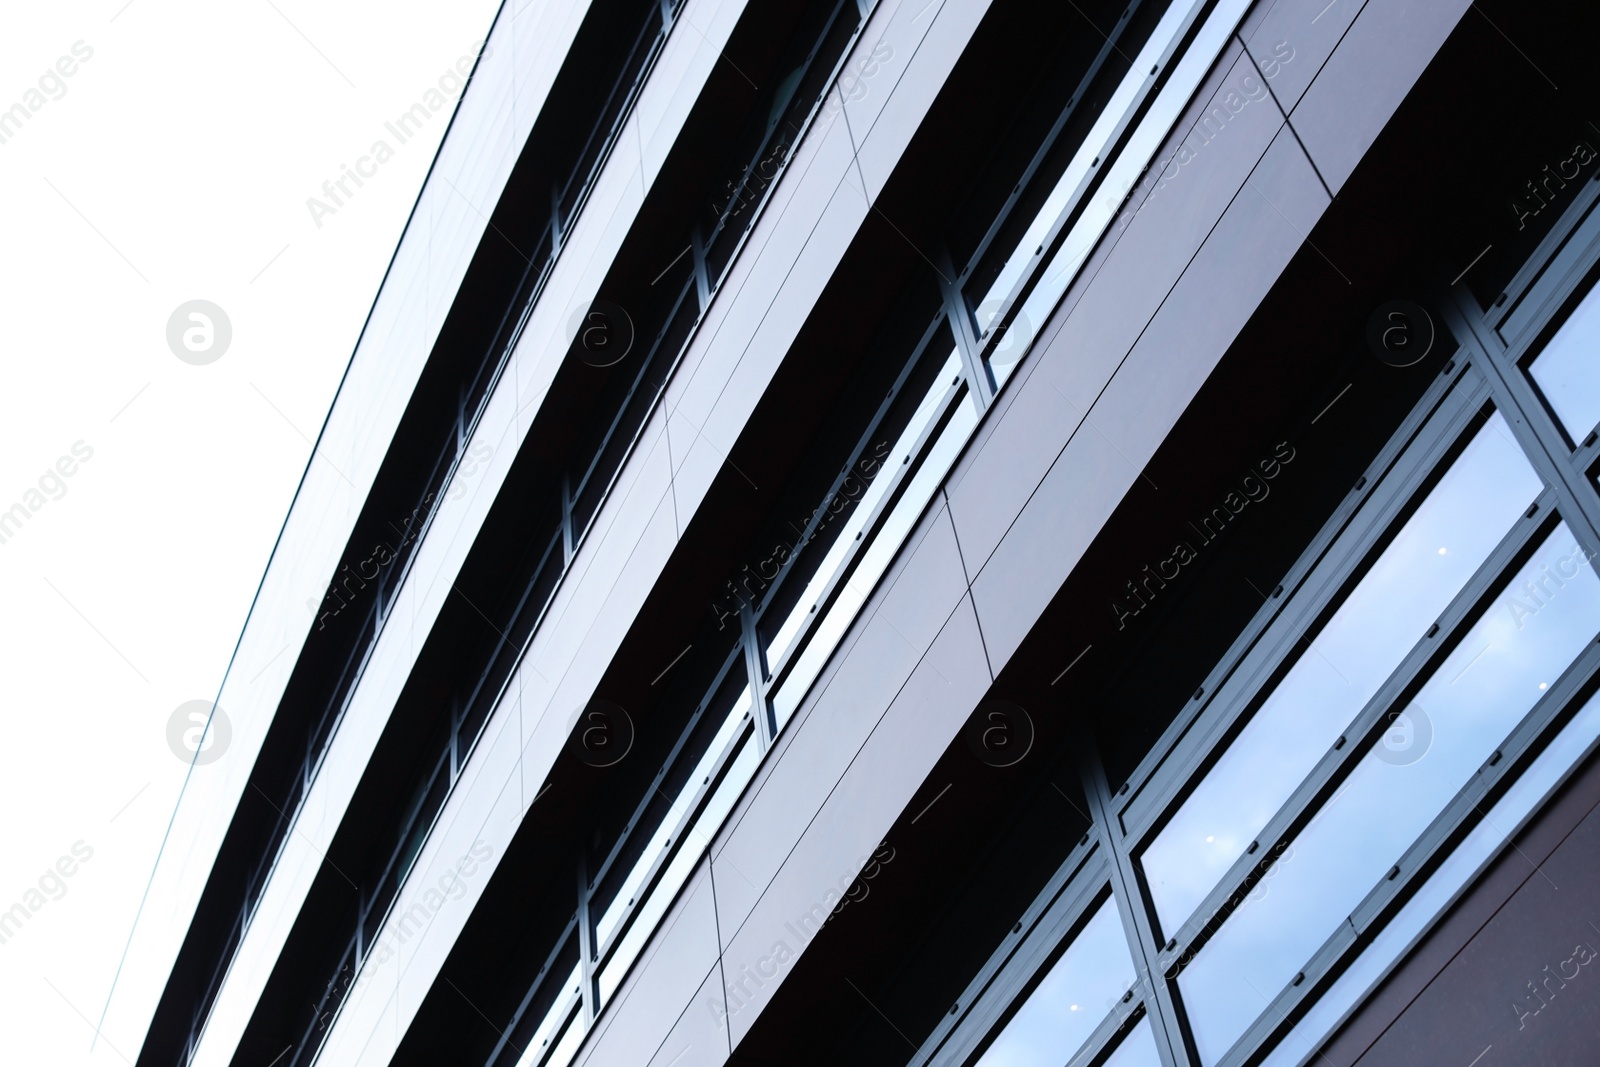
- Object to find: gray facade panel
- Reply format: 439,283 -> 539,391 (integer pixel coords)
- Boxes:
577,861 -> 722,1067
973,124 -> 1328,668
946,44 -> 1288,577
1240,0 -> 1368,115
1289,0 -> 1471,194
711,505 -> 969,942
721,595 -> 993,1048
646,964 -> 733,1067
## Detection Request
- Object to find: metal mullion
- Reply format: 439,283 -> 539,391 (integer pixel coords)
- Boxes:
481,916 -> 580,1067
753,308 -> 949,630
1119,367 -> 1489,842
762,374 -> 967,691
1157,491 -> 1557,961
576,856 -> 598,1024
937,246 -> 994,408
592,715 -> 754,970
740,606 -> 775,750
909,841 -> 1106,1067
1489,175 -> 1600,345
587,647 -> 744,897
958,0 -> 1150,318
1081,748 -> 1189,1067
1446,286 -> 1600,552
1212,637 -> 1600,1067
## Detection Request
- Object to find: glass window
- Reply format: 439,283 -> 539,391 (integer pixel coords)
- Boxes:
763,351 -> 959,669
974,895 -> 1137,1067
1100,1014 -> 1163,1067
771,355 -> 973,728
593,686 -> 752,950
1177,523 -> 1600,1064
597,732 -> 760,1003
514,967 -> 581,1067
1259,685 -> 1600,1067
1141,412 -> 1542,932
1528,276 -> 1600,443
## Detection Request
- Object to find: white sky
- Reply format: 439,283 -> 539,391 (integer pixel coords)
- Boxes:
0,0 -> 501,1061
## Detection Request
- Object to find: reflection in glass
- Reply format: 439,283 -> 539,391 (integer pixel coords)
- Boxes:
1141,413 -> 1541,932
974,896 -> 1136,1067
1101,1015 -> 1163,1067
1259,688 -> 1600,1067
1178,524 -> 1600,1064
1529,277 -> 1600,443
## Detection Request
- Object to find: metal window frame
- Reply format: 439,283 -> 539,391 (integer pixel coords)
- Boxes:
922,154 -> 1600,1067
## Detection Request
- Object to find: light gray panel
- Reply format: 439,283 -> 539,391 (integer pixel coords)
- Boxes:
1242,0 -> 1370,114
947,46 -> 1284,576
702,178 -> 870,454
1289,0 -> 1471,193
972,126 -> 1329,669
722,597 -> 992,1047
875,505 -> 971,659
711,507 -> 968,941
646,964 -> 732,1067
852,0 -> 995,203
578,860 -> 721,1067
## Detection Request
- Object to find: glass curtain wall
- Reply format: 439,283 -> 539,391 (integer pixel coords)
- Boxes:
913,173 -> 1600,1067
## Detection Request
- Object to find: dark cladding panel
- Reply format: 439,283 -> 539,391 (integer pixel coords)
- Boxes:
1338,758 -> 1600,1067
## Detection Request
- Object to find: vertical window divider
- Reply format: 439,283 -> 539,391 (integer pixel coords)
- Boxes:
691,224 -> 713,313
551,184 -> 564,254
937,245 -> 995,409
576,854 -> 598,1025
561,473 -> 576,568
1078,738 -> 1191,1067
1442,285 -> 1600,555
741,604 -> 775,751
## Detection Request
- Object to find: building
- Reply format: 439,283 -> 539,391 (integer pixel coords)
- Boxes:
122,0 -> 1600,1065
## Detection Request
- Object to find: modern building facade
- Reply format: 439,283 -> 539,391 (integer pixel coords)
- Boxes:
120,1 -> 1600,1065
